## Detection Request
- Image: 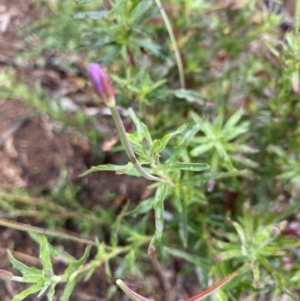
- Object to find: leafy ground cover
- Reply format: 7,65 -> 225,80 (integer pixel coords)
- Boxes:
0,0 -> 300,300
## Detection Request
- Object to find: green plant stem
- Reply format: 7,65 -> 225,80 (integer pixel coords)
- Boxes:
294,0 -> 300,36
154,0 -> 185,88
110,106 -> 170,184
0,218 -> 96,245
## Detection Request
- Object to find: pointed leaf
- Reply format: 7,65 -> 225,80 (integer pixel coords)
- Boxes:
152,123 -> 188,154
80,164 -> 140,177
190,142 -> 214,156
11,282 -> 44,301
223,108 -> 244,131
148,183 -> 168,258
231,221 -> 247,247
173,89 -> 204,105
169,123 -> 202,163
163,247 -> 210,269
125,198 -> 155,216
72,10 -> 108,19
60,279 -> 76,301
37,281 -> 52,298
65,246 -> 91,276
129,0 -> 154,24
132,38 -> 165,58
161,162 -> 210,172
47,283 -> 56,301
7,250 -> 42,278
39,235 -> 53,273
128,108 -> 152,143
116,162 -> 134,175
75,0 -> 93,5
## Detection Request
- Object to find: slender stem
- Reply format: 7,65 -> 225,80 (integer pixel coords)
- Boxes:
154,0 -> 185,88
0,218 -> 96,245
110,106 -> 169,183
294,0 -> 300,36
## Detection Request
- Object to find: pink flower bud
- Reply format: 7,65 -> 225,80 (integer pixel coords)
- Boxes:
0,269 -> 13,281
87,63 -> 115,107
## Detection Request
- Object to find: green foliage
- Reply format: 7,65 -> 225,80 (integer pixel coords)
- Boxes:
1,0 -> 300,300
6,234 -> 91,301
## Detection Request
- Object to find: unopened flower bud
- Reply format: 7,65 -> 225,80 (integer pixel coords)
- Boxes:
0,269 -> 13,281
87,63 -> 115,107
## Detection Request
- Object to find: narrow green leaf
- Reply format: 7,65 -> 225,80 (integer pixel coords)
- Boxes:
80,164 -> 140,177
39,235 -> 53,273
181,169 -> 250,186
169,123 -> 202,163
116,162 -> 134,175
213,115 -> 224,133
60,279 -> 76,301
161,162 -> 210,172
131,38 -> 165,58
22,273 -> 44,283
139,123 -> 152,144
231,221 -> 247,247
65,245 -> 91,276
225,122 -> 249,140
72,10 -> 108,19
151,139 -> 162,154
147,79 -> 167,93
190,142 -> 214,156
37,281 -> 51,298
75,0 -> 93,5
128,108 -> 152,143
190,111 -> 202,123
129,0 -> 153,24
213,238 -> 239,250
163,247 -> 210,269
47,283 -> 56,301
105,1 -> 127,21
231,155 -> 259,168
84,244 -> 106,281
152,123 -> 188,154
60,246 -> 91,301
278,170 -> 299,181
242,202 -> 253,240
7,250 -> 42,278
148,183 -> 168,258
215,249 -> 243,261
252,262 -> 260,286
125,198 -> 154,216
179,206 -> 188,248
11,282 -> 44,301
111,204 -> 129,247
173,89 -> 204,104
223,108 -> 244,131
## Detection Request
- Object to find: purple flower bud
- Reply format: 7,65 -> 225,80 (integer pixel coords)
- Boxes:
0,269 -> 13,281
87,63 -> 115,107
